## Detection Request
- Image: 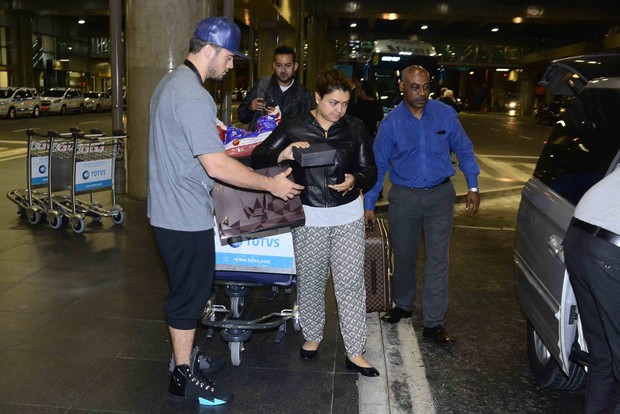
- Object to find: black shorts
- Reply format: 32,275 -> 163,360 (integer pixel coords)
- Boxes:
152,226 -> 215,330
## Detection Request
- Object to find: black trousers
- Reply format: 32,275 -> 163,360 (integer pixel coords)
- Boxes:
152,226 -> 215,330
564,224 -> 620,414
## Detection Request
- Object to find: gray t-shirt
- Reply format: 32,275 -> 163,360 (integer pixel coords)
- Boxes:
147,65 -> 224,231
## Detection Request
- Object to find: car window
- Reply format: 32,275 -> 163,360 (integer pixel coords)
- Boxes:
24,90 -> 33,98
534,85 -> 620,205
42,90 -> 65,97
15,90 -> 25,99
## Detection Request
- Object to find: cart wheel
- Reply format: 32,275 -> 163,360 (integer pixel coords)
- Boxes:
229,341 -> 243,366
48,214 -> 64,230
27,210 -> 42,225
111,210 -> 126,225
91,214 -> 102,222
17,206 -> 26,217
292,304 -> 301,331
72,218 -> 86,234
231,296 -> 244,318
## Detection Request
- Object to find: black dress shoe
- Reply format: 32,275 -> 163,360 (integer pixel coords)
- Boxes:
345,358 -> 380,377
300,347 -> 317,359
423,325 -> 455,346
381,306 -> 413,324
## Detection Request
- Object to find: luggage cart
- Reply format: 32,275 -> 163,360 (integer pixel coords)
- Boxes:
7,128 -> 70,226
201,270 -> 300,367
59,129 -> 128,233
7,128 -> 128,233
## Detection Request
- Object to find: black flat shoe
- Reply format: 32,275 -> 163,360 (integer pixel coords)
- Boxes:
381,306 -> 413,324
345,358 -> 380,377
300,347 -> 318,359
423,325 -> 456,346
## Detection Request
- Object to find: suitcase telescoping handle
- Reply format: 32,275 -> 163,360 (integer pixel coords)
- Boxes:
365,220 -> 375,237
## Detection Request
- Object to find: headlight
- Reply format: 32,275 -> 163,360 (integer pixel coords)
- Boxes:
559,108 -> 566,113
508,101 -> 517,108
0,101 -> 7,106
53,99 -> 62,103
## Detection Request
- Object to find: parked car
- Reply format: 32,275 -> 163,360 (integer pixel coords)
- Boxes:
535,100 -> 569,125
40,87 -> 85,114
0,87 -> 41,119
83,91 -> 112,112
514,52 -> 620,391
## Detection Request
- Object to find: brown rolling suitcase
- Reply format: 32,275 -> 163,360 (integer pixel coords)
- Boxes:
364,218 -> 393,312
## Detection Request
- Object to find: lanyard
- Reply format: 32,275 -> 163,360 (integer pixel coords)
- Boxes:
183,59 -> 203,84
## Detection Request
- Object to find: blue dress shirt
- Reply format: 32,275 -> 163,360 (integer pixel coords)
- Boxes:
363,99 -> 480,210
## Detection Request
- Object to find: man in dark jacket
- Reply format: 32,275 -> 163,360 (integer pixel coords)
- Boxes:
237,45 -> 314,130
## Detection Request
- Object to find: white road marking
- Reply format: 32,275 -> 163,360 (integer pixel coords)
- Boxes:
0,140 -> 27,145
79,121 -> 100,125
517,134 -> 533,140
11,128 -> 31,133
479,155 -> 539,160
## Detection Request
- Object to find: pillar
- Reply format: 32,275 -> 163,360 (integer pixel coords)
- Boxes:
257,29 -> 278,78
125,0 -> 216,200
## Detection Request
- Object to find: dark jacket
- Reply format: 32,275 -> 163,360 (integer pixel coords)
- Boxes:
252,112 -> 377,208
237,75 -> 314,130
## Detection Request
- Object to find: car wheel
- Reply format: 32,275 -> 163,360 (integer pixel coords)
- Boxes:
527,321 -> 586,390
95,104 -> 101,112
33,106 -> 40,118
60,105 -> 67,115
7,107 -> 16,119
79,104 -> 85,113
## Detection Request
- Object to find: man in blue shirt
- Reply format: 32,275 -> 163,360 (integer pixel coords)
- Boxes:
364,65 -> 480,346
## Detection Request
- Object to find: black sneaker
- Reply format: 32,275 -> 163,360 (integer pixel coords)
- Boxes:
168,346 -> 225,375
168,364 -> 233,405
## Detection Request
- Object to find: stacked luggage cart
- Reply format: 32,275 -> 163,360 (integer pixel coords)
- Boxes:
7,128 -> 128,233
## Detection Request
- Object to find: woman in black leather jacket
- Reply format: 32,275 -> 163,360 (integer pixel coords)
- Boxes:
252,68 -> 379,376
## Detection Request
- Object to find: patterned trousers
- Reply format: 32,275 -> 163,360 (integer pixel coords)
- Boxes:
292,218 -> 367,357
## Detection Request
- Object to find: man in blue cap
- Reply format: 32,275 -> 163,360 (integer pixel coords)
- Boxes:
148,16 -> 304,406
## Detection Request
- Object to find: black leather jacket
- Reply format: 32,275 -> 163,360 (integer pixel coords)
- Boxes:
251,112 -> 377,208
237,75 -> 314,130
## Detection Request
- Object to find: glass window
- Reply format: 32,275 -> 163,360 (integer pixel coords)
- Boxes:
534,85 -> 620,205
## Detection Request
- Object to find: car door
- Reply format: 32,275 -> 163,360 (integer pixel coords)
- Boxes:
14,89 -> 26,114
516,78 -> 620,374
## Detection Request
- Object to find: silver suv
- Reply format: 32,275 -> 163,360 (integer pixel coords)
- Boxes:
514,53 -> 620,390
40,87 -> 85,115
0,87 -> 41,119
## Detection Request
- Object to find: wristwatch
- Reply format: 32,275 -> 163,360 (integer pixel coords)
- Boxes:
468,187 -> 480,193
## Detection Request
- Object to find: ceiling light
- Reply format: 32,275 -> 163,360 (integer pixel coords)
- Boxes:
496,68 -> 509,71
382,13 -> 399,20
350,23 -> 357,28
469,71 -> 475,75
491,27 -> 499,32
345,2 -> 360,13
512,17 -> 523,24
421,25 -> 428,30
78,19 -> 86,24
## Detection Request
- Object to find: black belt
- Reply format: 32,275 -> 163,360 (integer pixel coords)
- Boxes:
414,177 -> 450,191
572,218 -> 620,248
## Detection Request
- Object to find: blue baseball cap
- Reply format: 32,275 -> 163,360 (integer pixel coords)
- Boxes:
193,17 -> 249,59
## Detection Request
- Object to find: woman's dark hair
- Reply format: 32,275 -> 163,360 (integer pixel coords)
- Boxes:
315,68 -> 354,98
